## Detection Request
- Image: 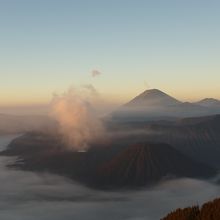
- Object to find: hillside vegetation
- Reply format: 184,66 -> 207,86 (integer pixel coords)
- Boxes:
162,198 -> 220,220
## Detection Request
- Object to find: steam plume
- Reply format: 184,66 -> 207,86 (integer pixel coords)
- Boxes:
50,86 -> 105,151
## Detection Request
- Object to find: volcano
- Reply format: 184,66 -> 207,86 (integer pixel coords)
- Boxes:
1,133 -> 215,189
112,89 -> 220,121
96,142 -> 214,188
125,89 -> 181,107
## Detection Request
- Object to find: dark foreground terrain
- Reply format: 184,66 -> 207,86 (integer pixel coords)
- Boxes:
162,197 -> 220,220
109,114 -> 220,168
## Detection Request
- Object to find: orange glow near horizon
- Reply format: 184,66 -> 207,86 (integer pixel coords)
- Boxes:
1,88 -> 220,108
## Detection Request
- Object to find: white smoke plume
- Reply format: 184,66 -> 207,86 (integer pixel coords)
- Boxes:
50,86 -> 105,151
91,69 -> 102,77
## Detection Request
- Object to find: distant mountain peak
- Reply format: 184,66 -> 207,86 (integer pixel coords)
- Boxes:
140,88 -> 165,95
111,89 -> 220,121
196,98 -> 220,107
137,89 -> 170,99
125,89 -> 181,107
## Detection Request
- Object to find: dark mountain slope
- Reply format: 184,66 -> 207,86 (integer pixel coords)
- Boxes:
162,198 -> 220,220
110,114 -> 220,169
148,115 -> 220,168
96,143 -> 214,188
0,133 -> 215,189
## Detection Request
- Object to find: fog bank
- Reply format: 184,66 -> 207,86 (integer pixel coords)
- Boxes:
0,136 -> 220,220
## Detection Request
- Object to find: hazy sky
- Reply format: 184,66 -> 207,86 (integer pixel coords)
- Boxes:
0,0 -> 220,107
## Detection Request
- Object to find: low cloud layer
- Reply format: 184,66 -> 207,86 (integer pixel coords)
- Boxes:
1,136 -> 220,220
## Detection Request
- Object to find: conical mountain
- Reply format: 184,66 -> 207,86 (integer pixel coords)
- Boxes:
111,89 -> 182,121
96,143 -> 214,188
111,89 -> 220,120
125,89 -> 181,107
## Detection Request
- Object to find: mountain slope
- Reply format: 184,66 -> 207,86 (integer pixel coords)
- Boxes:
110,114 -> 220,169
112,89 -> 220,121
196,98 -> 220,107
1,133 -> 215,189
125,89 -> 181,107
96,143 -> 214,188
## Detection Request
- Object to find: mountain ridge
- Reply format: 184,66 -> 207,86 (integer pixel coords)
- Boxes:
196,98 -> 220,107
112,89 -> 220,120
1,134 -> 215,189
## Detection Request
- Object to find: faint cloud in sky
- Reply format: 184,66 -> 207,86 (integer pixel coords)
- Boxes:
82,84 -> 99,96
91,69 -> 102,77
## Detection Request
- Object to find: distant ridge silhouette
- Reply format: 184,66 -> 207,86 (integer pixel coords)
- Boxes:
112,89 -> 220,120
125,89 -> 181,107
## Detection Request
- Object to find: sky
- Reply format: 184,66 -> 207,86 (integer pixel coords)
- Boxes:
0,0 -> 220,110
